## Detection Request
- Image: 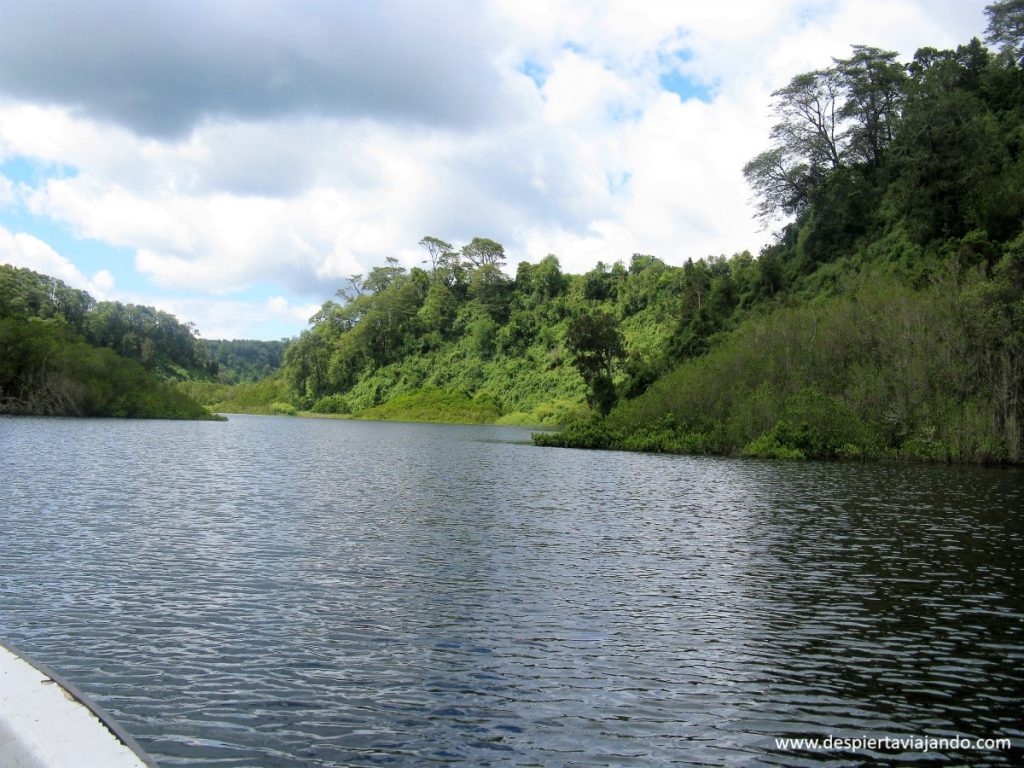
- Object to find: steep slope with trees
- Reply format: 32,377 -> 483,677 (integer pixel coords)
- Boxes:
538,2 -> 1024,463
201,339 -> 287,383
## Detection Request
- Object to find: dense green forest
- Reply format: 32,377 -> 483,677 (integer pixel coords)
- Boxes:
0,265 -> 216,418
266,2 -> 1023,463
5,3 -> 1022,461
538,3 -> 1024,463
201,339 -> 286,383
0,264 -> 293,418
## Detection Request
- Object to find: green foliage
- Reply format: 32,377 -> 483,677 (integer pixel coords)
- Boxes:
418,282 -> 458,335
565,309 -> 625,416
741,433 -> 808,461
461,237 -> 506,269
354,388 -> 501,424
466,313 -> 499,358
986,0 -> 1024,63
496,399 -> 588,427
531,254 -> 569,299
0,317 -> 215,419
742,389 -> 873,460
178,376 -> 291,415
1,264 -> 215,381
268,401 -> 298,416
0,265 -> 94,329
280,232 -> 775,428
202,339 -> 285,383
542,268 -> 1023,463
310,393 -> 351,414
533,416 -> 616,449
0,266 -> 220,419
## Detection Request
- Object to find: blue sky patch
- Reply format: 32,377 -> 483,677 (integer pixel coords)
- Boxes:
607,103 -> 642,123
0,204 -> 146,293
658,49 -> 715,103
0,156 -> 78,186
659,70 -> 715,103
520,59 -> 547,88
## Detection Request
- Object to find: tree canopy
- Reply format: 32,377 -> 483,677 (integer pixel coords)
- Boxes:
0,265 -> 217,419
540,4 -> 1024,464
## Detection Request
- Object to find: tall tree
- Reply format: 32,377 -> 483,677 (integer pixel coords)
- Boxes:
418,236 -> 455,278
743,68 -> 844,223
742,147 -> 815,224
986,0 -> 1024,63
566,309 -> 625,416
834,46 -> 907,167
336,274 -> 366,303
461,237 -> 506,269
770,69 -> 844,172
364,257 -> 407,295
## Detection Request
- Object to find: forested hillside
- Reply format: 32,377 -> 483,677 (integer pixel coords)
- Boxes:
273,2 -> 1023,463
539,3 -> 1024,463
278,242 -> 780,425
0,265 -> 215,418
202,339 -> 286,383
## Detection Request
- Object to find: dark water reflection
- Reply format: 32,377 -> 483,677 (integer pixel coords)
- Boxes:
1,414 -> 1022,766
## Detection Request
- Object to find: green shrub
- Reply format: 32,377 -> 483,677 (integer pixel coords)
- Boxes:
310,394 -> 351,414
355,387 -> 501,424
741,433 -> 807,460
739,389 -> 875,460
619,427 -> 712,454
207,377 -> 291,414
533,417 -> 616,449
498,399 -> 590,427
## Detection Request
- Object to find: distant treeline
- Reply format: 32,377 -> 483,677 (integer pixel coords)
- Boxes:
201,338 -> 286,383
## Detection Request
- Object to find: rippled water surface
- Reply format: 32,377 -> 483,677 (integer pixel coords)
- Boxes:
1,414 -> 1023,766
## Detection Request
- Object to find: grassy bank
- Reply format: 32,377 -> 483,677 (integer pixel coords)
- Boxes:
182,379 -> 587,428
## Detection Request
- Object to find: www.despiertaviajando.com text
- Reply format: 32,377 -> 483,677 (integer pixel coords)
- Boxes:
775,734 -> 1012,754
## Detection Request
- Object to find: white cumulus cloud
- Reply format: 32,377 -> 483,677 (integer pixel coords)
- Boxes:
0,0 -> 992,338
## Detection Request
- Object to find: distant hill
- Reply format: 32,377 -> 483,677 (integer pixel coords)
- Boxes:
201,338 -> 286,384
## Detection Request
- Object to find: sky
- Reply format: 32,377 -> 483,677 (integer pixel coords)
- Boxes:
0,0 -> 990,340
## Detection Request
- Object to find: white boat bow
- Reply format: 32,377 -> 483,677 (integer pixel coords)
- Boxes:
0,640 -> 157,768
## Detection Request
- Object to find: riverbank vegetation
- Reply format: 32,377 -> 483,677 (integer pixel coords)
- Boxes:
4,4 -> 1021,458
0,265 -> 218,418
0,265 -> 296,418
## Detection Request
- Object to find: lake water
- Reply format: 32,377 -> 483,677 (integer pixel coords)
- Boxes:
1,414 -> 1022,766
